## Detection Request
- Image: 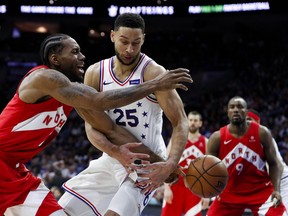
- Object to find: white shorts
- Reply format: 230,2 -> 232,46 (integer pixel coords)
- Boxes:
4,181 -> 66,216
281,166 -> 288,212
59,154 -> 155,216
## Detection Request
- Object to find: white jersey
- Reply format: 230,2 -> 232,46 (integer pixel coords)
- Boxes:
273,139 -> 288,212
272,139 -> 288,178
59,54 -> 167,216
99,53 -> 166,159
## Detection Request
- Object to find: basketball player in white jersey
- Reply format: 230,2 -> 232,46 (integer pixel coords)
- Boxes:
247,109 -> 288,212
58,13 -> 189,216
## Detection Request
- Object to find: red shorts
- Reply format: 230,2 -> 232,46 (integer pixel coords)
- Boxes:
207,196 -> 286,216
161,177 -> 202,216
0,158 -> 61,215
4,182 -> 63,216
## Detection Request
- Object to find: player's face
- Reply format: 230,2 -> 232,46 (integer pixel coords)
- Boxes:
111,27 -> 144,66
246,116 -> 256,123
227,98 -> 247,126
55,38 -> 86,82
188,114 -> 202,133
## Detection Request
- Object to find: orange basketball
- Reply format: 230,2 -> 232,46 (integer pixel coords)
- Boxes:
185,155 -> 228,198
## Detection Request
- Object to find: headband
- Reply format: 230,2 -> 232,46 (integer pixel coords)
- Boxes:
247,111 -> 260,122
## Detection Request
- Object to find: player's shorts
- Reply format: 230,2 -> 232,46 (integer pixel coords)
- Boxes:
207,194 -> 287,216
4,181 -> 65,216
281,166 -> 288,213
161,177 -> 202,216
59,154 -> 155,216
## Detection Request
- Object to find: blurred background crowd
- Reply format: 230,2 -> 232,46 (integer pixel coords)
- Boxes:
0,0 -> 287,212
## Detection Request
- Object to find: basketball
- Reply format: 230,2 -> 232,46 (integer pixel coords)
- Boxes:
185,155 -> 228,198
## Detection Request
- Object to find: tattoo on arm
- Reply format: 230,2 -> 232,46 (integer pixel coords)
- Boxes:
48,72 -> 87,101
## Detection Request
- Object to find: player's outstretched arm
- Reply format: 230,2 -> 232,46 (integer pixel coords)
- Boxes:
76,107 -> 164,168
206,131 -> 221,156
260,125 -> 283,207
35,68 -> 192,111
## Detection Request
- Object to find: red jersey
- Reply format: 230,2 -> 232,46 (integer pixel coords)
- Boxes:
0,65 -> 73,214
217,122 -> 274,204
180,135 -> 207,171
161,135 -> 207,216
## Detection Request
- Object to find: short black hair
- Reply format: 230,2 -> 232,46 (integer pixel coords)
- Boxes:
188,111 -> 202,120
40,34 -> 70,66
114,13 -> 145,33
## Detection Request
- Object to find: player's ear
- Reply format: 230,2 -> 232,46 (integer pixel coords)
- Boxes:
142,33 -> 146,45
50,54 -> 60,66
110,30 -> 115,43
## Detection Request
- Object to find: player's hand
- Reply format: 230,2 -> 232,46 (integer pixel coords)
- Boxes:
114,143 -> 150,173
201,198 -> 210,210
155,68 -> 192,91
163,184 -> 173,204
165,166 -> 185,184
135,161 -> 175,193
271,191 -> 282,207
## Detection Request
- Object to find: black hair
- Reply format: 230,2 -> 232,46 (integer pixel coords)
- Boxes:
188,111 -> 202,120
40,34 -> 70,66
114,13 -> 145,33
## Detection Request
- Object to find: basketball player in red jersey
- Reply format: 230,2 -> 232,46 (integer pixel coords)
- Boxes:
0,33 -> 192,216
206,96 -> 286,216
247,109 -> 288,213
161,111 -> 210,216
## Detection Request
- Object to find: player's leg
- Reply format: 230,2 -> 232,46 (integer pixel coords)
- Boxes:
280,175 -> 288,212
183,185 -> 202,216
58,155 -> 120,216
206,199 -> 245,216
4,182 -> 64,216
161,183 -> 183,216
251,195 -> 287,216
106,178 -> 156,216
57,192 -> 97,216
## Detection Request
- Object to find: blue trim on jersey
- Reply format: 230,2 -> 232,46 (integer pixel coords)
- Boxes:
109,54 -> 146,86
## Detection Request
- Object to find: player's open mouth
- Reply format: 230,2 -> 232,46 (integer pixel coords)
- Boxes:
77,66 -> 84,74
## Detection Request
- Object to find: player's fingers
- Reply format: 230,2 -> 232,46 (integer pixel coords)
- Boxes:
138,163 -> 153,170
125,166 -> 134,173
175,166 -> 186,177
168,68 -> 190,74
272,197 -> 280,207
175,84 -> 189,91
169,69 -> 192,79
124,142 -> 142,148
140,183 -> 153,194
142,182 -> 161,194
129,153 -> 150,161
174,72 -> 193,82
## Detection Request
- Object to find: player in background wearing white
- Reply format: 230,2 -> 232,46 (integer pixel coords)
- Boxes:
247,109 -> 288,213
161,111 -> 210,216
0,34 -> 192,216
59,13 -> 189,216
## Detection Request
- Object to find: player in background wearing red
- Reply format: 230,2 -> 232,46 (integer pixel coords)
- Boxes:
161,111 -> 210,216
247,109 -> 288,213
206,96 -> 286,216
0,33 -> 192,216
